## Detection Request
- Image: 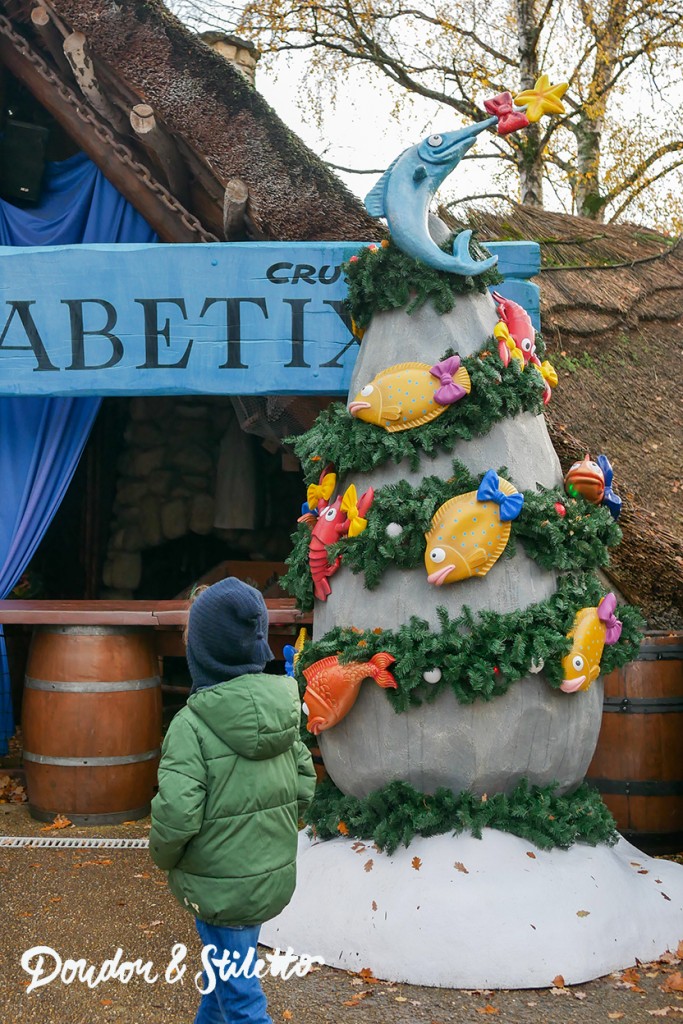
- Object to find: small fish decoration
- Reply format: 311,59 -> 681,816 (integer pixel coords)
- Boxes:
302,652 -> 397,734
564,454 -> 605,505
596,454 -> 622,520
348,356 -> 471,433
560,593 -> 622,693
283,627 -> 308,678
424,470 -> 524,585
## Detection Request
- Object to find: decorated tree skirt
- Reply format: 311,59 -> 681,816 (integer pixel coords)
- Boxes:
261,829 -> 683,988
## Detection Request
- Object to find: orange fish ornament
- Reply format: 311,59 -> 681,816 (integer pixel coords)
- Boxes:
424,470 -> 524,585
560,593 -> 622,694
564,454 -> 605,505
348,356 -> 471,432
302,652 -> 397,734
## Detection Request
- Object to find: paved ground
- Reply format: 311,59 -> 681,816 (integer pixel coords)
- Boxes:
0,803 -> 682,1024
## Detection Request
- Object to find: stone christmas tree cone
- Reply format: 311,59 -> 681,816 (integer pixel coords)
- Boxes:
314,291 -> 604,799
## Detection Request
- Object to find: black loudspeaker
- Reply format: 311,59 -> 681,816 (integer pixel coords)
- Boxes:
0,119 -> 49,205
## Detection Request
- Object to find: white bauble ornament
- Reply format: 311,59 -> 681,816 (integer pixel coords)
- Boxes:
385,522 -> 404,538
423,667 -> 442,684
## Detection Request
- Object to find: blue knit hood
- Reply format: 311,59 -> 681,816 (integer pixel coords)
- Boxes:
186,577 -> 274,694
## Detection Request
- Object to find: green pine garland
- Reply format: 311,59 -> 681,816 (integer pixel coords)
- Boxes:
343,233 -> 503,330
305,777 -> 618,854
290,344 -> 547,487
293,572 -> 644,711
282,458 -> 622,605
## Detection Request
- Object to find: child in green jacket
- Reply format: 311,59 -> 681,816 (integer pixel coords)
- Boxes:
150,577 -> 316,1024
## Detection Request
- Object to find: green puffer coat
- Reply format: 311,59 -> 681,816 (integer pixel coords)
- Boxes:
149,673 -> 316,927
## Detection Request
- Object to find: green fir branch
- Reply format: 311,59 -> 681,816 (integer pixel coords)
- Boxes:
289,345 -> 546,487
331,462 -> 622,589
293,572 -> 644,710
305,777 -> 618,854
344,234 -> 503,329
281,460 -> 622,609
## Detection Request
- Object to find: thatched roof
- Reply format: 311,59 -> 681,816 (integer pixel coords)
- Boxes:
0,0 -> 378,242
445,203 -> 683,629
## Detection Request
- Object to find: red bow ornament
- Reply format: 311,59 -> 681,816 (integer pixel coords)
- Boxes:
484,92 -> 530,135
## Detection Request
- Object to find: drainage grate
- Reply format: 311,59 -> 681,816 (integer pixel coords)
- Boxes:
0,836 -> 150,849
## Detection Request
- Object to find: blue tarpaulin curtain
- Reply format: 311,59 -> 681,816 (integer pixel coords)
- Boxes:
0,152 -> 157,753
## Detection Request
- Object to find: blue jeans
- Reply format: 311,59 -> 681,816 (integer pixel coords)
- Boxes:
193,919 -> 273,1024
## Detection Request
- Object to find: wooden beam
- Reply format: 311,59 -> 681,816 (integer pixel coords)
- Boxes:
30,6 -> 72,77
62,31 -> 129,135
223,177 -> 249,240
130,103 -> 189,207
0,27 -> 209,243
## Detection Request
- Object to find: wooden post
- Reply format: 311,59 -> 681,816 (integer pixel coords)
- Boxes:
30,6 -> 72,78
0,26 -> 209,242
130,103 -> 189,207
62,31 -> 129,135
223,177 -> 250,240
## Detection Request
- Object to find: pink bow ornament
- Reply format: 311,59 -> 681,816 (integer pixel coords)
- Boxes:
429,355 -> 467,406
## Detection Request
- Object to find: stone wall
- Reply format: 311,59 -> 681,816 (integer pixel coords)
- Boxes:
101,396 -> 302,598
103,396 -> 231,597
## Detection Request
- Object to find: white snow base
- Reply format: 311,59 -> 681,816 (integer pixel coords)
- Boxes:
261,829 -> 683,988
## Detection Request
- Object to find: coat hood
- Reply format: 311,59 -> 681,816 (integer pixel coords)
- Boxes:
186,673 -> 301,760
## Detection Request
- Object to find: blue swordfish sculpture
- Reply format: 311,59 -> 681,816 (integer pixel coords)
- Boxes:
363,76 -> 569,277
363,118 -> 499,278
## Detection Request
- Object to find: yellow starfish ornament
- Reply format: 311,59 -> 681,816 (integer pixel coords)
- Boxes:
514,75 -> 568,122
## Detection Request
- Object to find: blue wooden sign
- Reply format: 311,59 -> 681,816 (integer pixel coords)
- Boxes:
0,240 -> 539,397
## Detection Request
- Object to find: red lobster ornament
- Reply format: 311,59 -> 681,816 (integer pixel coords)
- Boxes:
492,292 -> 557,405
308,485 -> 374,602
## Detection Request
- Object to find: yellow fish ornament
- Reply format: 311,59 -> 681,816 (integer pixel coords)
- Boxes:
560,593 -> 622,693
424,470 -> 524,585
348,355 -> 471,432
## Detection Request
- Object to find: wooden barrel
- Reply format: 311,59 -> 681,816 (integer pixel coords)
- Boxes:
22,625 -> 162,825
310,744 -> 328,785
586,632 -> 683,853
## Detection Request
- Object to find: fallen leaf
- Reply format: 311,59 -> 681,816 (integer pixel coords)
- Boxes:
411,856 -> 422,871
395,996 -> 407,1002
639,869 -> 649,874
608,1014 -> 625,1020
454,862 -> 469,874
475,1006 -> 499,1015
577,910 -> 590,918
134,872 -> 151,879
662,892 -> 672,902
283,1012 -> 293,1020
100,999 -> 113,1006
364,859 -> 374,873
371,901 -> 377,911
550,987 -> 571,997
553,975 -> 566,988
574,991 -> 587,1000
663,972 -> 683,993
526,851 -> 536,859
337,821 -> 349,836
677,941 -> 683,959
621,967 -> 641,986
40,814 -> 72,831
